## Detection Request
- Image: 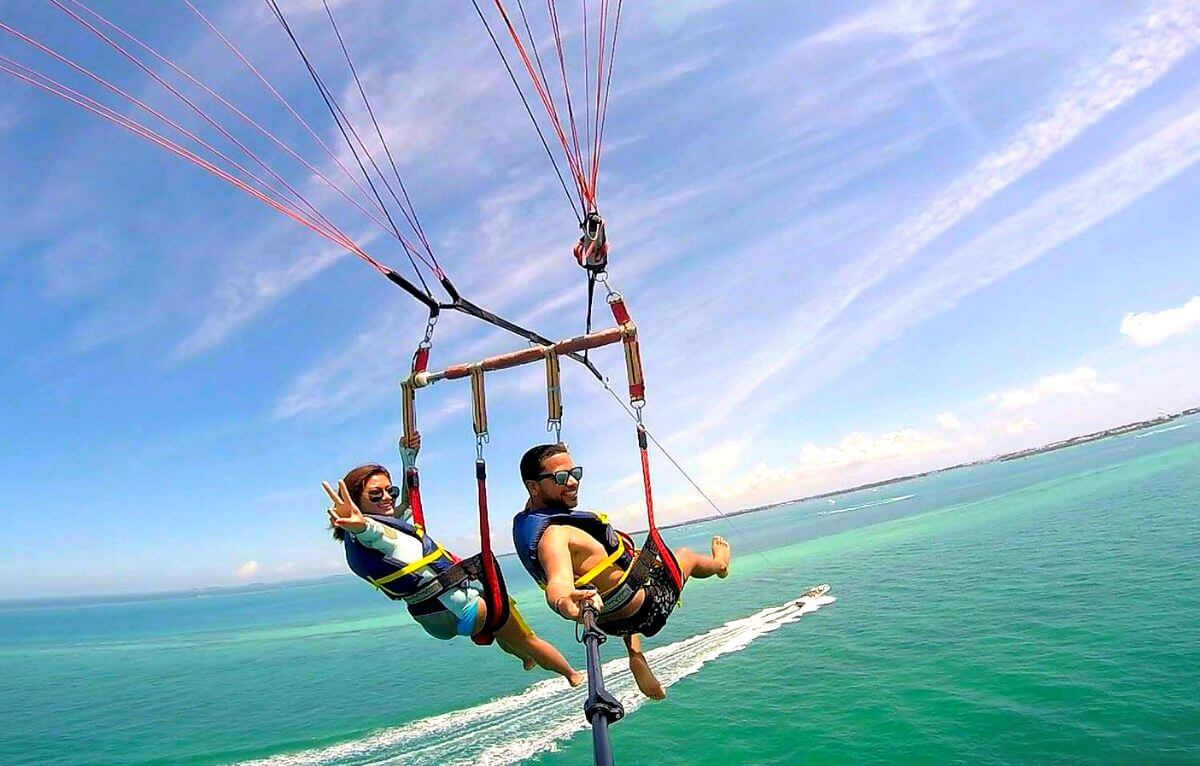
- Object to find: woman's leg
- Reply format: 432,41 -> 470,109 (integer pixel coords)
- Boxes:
492,607 -> 584,687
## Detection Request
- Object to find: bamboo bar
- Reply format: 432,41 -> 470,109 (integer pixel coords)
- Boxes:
414,326 -> 629,387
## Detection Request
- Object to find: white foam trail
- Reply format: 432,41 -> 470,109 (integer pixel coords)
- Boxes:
819,494 -> 915,516
233,595 -> 836,766
1134,423 -> 1190,438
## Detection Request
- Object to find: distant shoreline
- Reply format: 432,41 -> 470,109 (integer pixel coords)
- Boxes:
7,407 -> 1195,608
653,405 -> 1199,532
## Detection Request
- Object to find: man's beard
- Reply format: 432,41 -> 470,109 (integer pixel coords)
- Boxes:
542,495 -> 573,511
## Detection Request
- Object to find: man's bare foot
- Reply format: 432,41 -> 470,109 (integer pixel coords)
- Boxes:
712,536 -> 731,578
523,657 -> 537,671
628,651 -> 666,700
568,670 -> 585,688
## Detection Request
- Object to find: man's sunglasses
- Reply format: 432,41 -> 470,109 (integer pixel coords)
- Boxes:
536,466 -> 584,485
366,485 -> 402,502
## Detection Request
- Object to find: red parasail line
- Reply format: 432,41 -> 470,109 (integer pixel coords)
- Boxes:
179,0 -> 393,229
0,20 -> 338,246
491,0 -> 593,209
0,56 -> 390,276
48,0 -> 347,247
61,0 -> 400,245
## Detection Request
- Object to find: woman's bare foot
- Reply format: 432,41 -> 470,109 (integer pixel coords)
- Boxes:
628,651 -> 666,700
568,670 -> 585,688
523,657 -> 537,671
712,536 -> 731,578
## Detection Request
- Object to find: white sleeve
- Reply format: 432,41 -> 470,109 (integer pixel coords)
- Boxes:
350,518 -> 424,563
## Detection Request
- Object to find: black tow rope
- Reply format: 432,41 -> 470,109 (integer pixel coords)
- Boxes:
579,592 -> 624,766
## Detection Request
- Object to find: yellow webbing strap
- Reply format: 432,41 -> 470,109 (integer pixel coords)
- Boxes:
469,365 -> 487,437
543,347 -> 562,425
400,379 -> 417,444
574,537 -> 627,588
370,545 -> 448,588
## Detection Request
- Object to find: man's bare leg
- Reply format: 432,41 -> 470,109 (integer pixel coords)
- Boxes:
623,633 -> 666,699
674,536 -> 732,581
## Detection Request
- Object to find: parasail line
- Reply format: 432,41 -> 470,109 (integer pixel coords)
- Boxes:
589,0 -> 605,194
263,0 -> 438,296
320,0 -> 437,267
262,0 -> 440,283
49,0 -> 348,246
593,0 -> 623,196
488,0 -> 591,208
544,0 -> 590,209
0,56 -> 377,268
179,0 -> 393,228
62,0 -> 400,243
0,19 -> 336,245
470,0 -> 581,222
583,0 -> 592,197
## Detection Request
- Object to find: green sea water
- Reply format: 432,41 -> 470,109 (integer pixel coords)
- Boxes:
2,418 -> 1198,765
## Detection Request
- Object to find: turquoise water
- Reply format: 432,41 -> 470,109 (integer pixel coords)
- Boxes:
3,418 -> 1198,765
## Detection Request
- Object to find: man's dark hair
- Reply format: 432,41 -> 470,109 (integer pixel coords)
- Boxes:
330,463 -> 390,541
520,443 -> 569,484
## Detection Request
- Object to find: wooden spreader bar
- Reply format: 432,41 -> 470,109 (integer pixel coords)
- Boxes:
413,325 -> 629,387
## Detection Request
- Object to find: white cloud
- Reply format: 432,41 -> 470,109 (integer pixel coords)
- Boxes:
937,412 -> 963,431
996,417 -> 1038,435
1121,296 -> 1200,347
233,560 -> 260,579
986,367 -> 1117,410
635,426 -> 978,526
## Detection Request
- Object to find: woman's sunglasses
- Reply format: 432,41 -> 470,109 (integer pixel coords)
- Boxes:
536,466 -> 584,485
366,485 -> 402,502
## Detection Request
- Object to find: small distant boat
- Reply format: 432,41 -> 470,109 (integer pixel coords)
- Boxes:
798,584 -> 831,602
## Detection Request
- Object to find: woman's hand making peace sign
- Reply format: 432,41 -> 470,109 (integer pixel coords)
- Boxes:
323,479 -> 368,534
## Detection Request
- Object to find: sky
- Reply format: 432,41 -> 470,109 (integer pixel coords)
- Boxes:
1,0 -> 1199,599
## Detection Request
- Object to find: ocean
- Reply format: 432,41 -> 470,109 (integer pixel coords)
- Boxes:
3,417 -> 1198,765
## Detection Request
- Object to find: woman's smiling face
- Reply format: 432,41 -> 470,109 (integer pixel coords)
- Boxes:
359,472 -> 398,516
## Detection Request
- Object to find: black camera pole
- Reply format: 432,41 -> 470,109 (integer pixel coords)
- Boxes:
580,600 -> 625,766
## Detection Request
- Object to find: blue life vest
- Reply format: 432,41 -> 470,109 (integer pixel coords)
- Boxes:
343,515 -> 458,608
512,508 -> 639,615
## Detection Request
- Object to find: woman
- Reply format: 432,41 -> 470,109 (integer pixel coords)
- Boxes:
323,439 -> 582,687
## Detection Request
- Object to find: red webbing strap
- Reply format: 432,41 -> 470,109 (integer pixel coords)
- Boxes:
469,366 -> 508,642
399,379 -> 425,529
637,424 -> 683,592
473,458 -> 511,643
412,347 -> 430,375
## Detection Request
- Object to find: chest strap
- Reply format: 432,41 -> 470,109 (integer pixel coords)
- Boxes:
368,544 -> 449,595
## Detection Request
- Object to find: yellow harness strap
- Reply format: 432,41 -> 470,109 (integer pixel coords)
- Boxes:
574,538 -> 627,588
370,545 -> 448,589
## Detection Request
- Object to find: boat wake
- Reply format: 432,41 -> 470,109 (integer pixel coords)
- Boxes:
234,593 -> 835,766
819,494 -> 915,516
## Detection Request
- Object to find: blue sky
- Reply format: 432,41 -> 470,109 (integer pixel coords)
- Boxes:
2,0 -> 1199,598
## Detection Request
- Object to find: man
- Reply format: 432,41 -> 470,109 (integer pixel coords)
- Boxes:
512,443 -> 731,699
